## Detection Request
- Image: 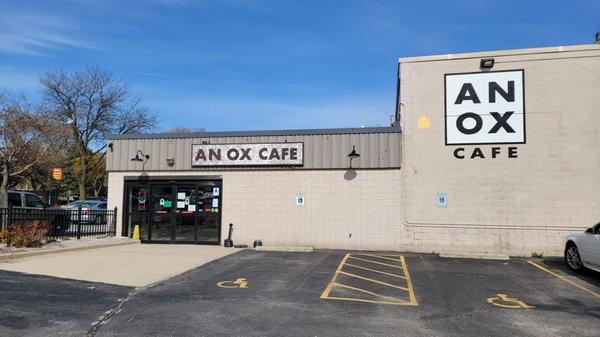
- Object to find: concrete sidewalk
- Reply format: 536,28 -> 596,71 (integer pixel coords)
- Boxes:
0,244 -> 240,287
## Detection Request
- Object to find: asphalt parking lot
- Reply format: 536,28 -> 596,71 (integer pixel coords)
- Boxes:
0,270 -> 132,337
89,250 -> 600,337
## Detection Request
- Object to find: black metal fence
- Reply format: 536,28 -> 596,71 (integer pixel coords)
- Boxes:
0,207 -> 117,240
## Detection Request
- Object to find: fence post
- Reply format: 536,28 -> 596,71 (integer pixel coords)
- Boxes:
6,205 -> 13,231
112,207 -> 117,236
77,204 -> 82,239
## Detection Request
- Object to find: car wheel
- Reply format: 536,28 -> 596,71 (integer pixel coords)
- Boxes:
565,243 -> 583,271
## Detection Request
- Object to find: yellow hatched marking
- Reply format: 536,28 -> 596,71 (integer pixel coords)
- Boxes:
354,253 -> 406,263
324,296 -> 415,306
338,271 -> 409,291
332,282 -> 405,302
344,262 -> 407,280
321,253 -> 418,306
347,256 -> 404,269
320,253 -> 350,299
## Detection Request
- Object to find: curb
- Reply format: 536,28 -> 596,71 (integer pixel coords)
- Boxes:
0,240 -> 140,262
254,246 -> 313,252
439,252 -> 510,261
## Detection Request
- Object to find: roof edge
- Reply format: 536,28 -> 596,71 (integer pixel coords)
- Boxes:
107,126 -> 401,140
399,43 -> 600,64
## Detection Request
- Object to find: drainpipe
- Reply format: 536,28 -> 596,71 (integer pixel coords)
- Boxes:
393,61 -> 401,127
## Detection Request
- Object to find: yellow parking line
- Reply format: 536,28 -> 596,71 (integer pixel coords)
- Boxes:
344,262 -> 408,279
347,256 -> 404,269
528,261 -> 600,300
338,271 -> 409,291
325,295 -> 412,305
354,253 -> 405,262
399,256 -> 417,305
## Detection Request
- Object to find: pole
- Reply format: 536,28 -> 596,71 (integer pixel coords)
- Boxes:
77,204 -> 82,239
224,223 -> 233,247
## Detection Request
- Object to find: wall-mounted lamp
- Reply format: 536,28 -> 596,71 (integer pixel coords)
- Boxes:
166,158 -> 175,167
108,143 -> 113,151
480,58 -> 495,70
348,145 -> 360,168
131,150 -> 149,162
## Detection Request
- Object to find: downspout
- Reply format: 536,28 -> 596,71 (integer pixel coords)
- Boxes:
393,61 -> 401,127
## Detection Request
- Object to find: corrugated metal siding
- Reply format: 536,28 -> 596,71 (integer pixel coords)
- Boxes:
106,132 -> 401,171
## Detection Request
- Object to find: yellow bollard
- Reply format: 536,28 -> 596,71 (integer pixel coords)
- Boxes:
133,225 -> 140,240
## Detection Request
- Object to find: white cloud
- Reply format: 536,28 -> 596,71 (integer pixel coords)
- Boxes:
0,12 -> 100,55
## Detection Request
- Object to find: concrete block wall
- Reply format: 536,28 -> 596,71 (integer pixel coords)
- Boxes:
399,45 -> 600,256
108,169 -> 404,250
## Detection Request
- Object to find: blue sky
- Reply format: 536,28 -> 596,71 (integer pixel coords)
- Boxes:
1,0 -> 598,132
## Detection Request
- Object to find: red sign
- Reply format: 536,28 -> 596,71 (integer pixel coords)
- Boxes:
52,167 -> 63,181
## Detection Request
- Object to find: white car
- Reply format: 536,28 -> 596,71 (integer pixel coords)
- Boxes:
565,222 -> 600,272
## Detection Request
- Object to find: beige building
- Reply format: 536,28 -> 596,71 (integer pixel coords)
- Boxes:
107,42 -> 600,256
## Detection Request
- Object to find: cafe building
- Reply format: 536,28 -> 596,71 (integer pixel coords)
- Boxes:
107,41 -> 600,256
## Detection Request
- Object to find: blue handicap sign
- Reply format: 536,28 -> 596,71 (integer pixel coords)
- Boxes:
436,193 -> 447,207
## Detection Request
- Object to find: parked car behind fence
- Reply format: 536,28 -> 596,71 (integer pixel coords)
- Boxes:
0,190 -> 116,239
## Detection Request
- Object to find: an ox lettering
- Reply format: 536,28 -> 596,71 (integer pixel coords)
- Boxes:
489,111 -> 515,133
240,148 -> 251,160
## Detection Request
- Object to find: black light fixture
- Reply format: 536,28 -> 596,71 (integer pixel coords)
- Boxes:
348,145 -> 360,168
480,58 -> 495,70
131,150 -> 150,162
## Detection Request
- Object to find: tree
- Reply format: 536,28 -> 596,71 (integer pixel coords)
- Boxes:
40,66 -> 156,200
162,126 -> 206,134
0,93 -> 64,209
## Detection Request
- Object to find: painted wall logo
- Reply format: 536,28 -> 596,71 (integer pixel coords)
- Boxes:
444,69 -> 525,159
445,70 -> 525,145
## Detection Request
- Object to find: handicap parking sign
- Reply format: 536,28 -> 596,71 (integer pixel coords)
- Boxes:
296,194 -> 304,207
436,193 -> 447,207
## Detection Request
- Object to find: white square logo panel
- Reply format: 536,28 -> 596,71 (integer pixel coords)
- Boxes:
445,70 -> 525,145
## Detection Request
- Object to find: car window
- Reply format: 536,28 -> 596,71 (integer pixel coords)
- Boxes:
25,194 -> 46,208
8,192 -> 21,207
594,223 -> 600,234
98,203 -> 107,209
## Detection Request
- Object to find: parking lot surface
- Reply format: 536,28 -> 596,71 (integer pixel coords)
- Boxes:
94,250 -> 600,337
0,270 -> 131,337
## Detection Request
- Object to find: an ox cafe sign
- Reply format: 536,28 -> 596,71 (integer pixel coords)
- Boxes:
192,143 -> 303,167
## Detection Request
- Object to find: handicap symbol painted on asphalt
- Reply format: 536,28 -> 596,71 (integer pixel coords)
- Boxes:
486,293 -> 534,309
216,278 -> 249,289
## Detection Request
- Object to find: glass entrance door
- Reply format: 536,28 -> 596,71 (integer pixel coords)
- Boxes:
150,184 -> 175,242
196,183 -> 221,243
174,184 -> 198,242
125,180 -> 221,244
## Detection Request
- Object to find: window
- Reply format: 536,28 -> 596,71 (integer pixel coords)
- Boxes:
25,194 -> 46,208
8,192 -> 21,207
98,203 -> 107,209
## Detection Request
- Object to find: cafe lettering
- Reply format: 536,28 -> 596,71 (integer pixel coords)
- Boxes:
192,143 -> 304,167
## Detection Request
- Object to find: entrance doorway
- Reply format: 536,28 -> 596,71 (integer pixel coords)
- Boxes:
124,179 -> 222,244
